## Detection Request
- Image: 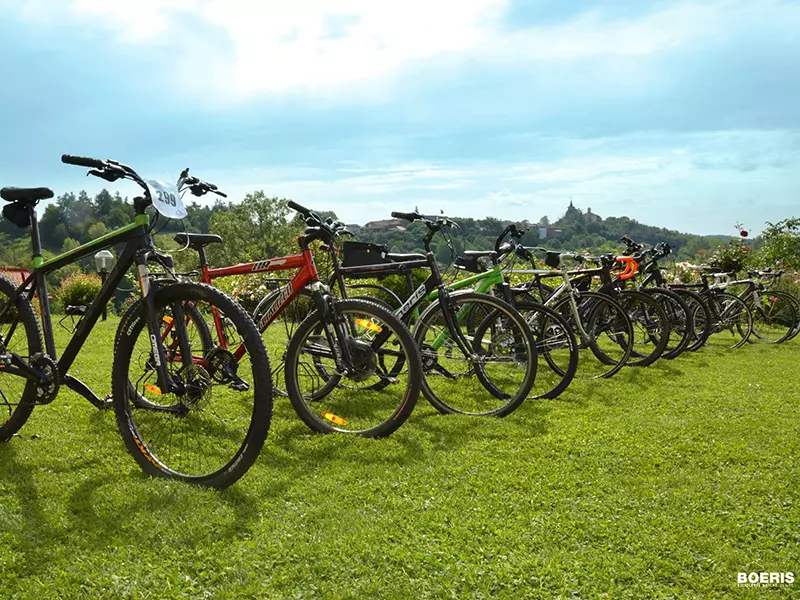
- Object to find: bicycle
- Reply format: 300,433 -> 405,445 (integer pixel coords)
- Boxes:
671,268 -> 754,349
701,270 -> 797,344
0,155 -> 273,488
507,249 -> 635,378
326,222 -> 577,400
619,235 -> 706,358
253,210 -> 540,416
171,181 -> 421,438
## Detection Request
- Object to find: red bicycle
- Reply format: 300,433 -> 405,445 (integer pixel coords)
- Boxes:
168,175 -> 421,438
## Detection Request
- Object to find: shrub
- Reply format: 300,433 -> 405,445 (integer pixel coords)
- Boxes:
55,272 -> 102,310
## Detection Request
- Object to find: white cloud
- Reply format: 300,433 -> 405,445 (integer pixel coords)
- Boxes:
61,0 -> 506,95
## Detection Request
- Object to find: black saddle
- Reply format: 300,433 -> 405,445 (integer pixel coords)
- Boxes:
1,187 -> 54,204
387,252 -> 426,262
174,232 -> 223,249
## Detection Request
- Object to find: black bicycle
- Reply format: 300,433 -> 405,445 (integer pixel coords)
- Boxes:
0,155 -> 273,488
254,209 -> 539,417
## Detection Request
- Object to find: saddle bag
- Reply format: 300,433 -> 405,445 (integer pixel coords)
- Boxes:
341,241 -> 390,268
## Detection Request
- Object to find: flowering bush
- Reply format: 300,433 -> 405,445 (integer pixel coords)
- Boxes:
55,272 -> 102,310
213,274 -> 287,314
709,223 -> 756,274
670,262 -> 699,284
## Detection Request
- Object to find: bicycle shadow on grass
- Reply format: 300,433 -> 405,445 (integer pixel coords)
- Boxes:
255,400 -> 550,494
0,441 -> 261,583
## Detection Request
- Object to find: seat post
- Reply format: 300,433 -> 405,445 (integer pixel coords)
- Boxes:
27,204 -> 44,264
196,246 -> 209,268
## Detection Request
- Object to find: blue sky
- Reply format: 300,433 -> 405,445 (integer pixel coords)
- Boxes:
0,0 -> 798,235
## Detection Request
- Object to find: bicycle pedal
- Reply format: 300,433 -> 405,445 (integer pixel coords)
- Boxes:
228,379 -> 250,392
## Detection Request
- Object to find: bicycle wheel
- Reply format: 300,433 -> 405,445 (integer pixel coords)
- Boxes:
0,276 -> 42,441
514,298 -> 578,399
113,282 -> 273,488
703,291 -> 753,349
643,288 -> 692,359
413,291 -> 537,416
746,290 -> 797,344
672,289 -> 711,352
552,291 -> 633,379
284,298 -> 421,437
615,289 -> 670,367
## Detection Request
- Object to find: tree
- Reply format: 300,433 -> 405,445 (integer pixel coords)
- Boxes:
207,191 -> 301,265
759,217 -> 800,269
539,215 -> 550,226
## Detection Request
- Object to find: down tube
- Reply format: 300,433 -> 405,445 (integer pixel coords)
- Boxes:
57,242 -> 138,376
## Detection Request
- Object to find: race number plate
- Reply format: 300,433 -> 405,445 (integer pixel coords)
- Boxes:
146,180 -> 187,219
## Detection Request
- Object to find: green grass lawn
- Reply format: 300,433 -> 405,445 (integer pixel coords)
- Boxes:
1,316 -> 798,599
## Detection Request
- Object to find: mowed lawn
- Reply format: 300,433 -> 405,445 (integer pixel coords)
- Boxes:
0,316 -> 798,599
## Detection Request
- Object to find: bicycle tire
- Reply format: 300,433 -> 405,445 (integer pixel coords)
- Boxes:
413,291 -> 537,416
283,298 -> 421,437
702,290 -> 753,349
746,290 -> 797,344
642,288 -> 692,359
514,299 -> 579,399
0,275 -> 42,441
113,282 -> 273,488
615,289 -> 670,367
551,291 -> 634,379
671,289 -> 712,352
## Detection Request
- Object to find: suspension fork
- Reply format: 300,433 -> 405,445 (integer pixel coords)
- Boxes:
137,253 -> 181,394
429,287 -> 480,358
308,282 -> 354,374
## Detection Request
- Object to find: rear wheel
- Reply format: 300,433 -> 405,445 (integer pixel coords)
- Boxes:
615,289 -> 670,367
413,292 -> 537,416
703,291 -> 753,349
514,299 -> 578,399
551,292 -> 633,379
746,290 -> 797,344
0,276 -> 41,441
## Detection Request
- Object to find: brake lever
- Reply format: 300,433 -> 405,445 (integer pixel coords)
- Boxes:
88,169 -> 121,183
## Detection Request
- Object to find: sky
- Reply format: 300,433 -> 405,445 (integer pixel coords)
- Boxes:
0,0 -> 798,235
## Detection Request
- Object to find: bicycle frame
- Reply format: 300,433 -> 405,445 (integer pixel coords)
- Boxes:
0,212 -> 178,406
197,249 -> 321,362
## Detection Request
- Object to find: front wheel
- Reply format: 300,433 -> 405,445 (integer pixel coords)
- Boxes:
284,298 -> 421,438
113,283 -> 273,489
413,292 -> 537,416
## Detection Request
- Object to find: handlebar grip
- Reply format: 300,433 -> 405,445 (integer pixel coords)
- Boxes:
391,211 -> 418,222
287,200 -> 311,215
215,190 -> 228,198
61,154 -> 104,169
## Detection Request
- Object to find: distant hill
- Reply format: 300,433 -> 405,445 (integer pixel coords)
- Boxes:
354,200 -> 730,262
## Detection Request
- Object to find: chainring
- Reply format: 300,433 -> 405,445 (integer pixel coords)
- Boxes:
31,353 -> 59,404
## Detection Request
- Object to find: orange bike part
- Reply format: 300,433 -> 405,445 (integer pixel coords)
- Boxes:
615,256 -> 638,280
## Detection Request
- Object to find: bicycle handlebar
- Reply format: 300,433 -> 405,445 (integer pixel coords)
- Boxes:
391,211 -> 419,222
61,154 -> 106,169
178,168 -> 228,198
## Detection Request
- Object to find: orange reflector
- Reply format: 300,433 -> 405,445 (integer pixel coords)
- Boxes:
162,315 -> 174,324
144,383 -> 162,395
354,318 -> 382,333
321,411 -> 347,426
